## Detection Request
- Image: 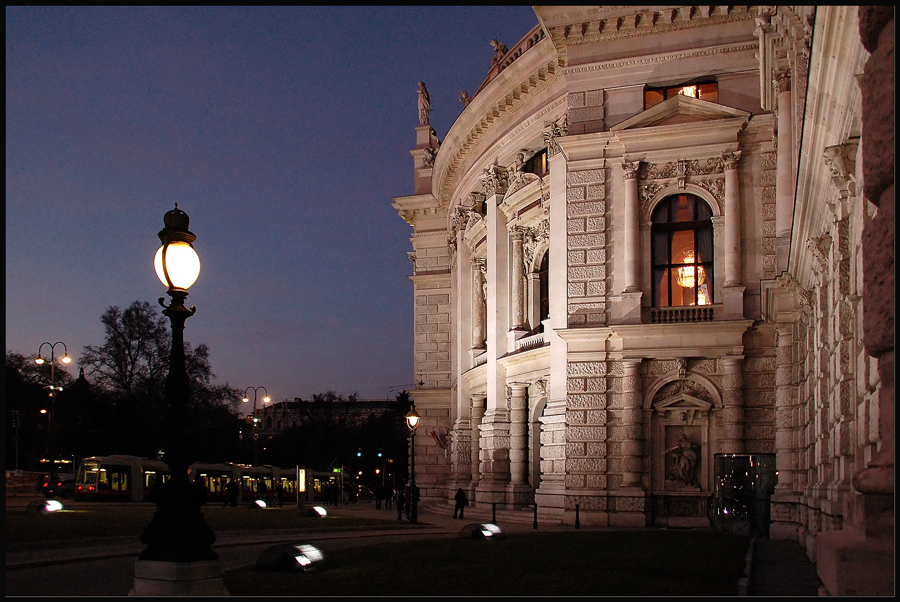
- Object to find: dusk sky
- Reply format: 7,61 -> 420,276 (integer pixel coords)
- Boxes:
6,6 -> 540,407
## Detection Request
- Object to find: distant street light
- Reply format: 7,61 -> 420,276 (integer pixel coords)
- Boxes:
242,386 -> 270,465
133,205 -> 226,596
405,405 -> 420,524
35,341 -> 71,481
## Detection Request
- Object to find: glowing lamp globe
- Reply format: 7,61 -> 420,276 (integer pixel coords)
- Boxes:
155,241 -> 200,290
405,407 -> 420,431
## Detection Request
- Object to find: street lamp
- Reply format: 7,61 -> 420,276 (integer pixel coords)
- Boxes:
405,405 -> 420,524
242,386 -> 270,465
136,205 -> 221,585
35,341 -> 71,481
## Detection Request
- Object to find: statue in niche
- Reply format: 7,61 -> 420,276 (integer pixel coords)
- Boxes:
665,432 -> 700,487
417,81 -> 431,126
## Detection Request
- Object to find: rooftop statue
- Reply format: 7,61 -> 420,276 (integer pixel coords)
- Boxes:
417,81 -> 431,126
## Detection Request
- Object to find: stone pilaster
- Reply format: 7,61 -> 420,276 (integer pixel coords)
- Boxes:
471,258 -> 486,350
619,360 -> 644,488
470,395 -> 485,486
622,161 -> 640,292
774,69 -> 794,274
719,356 -> 746,453
771,322 -> 801,539
508,383 -> 529,486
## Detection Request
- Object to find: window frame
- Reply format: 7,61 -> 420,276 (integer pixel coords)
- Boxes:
650,194 -> 715,308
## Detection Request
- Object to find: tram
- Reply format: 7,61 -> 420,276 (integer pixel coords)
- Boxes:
74,455 -> 310,504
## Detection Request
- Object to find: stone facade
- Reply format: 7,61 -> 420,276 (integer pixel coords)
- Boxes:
392,6 -> 893,595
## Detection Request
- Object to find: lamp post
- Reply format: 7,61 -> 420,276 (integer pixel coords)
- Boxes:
35,341 -> 71,481
242,386 -> 270,465
405,405 -> 420,524
135,206 -> 222,588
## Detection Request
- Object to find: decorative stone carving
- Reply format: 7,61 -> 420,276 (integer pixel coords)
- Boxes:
417,81 -> 431,126
806,233 -> 832,273
665,431 -> 701,487
722,151 -> 741,170
543,114 -> 568,157
482,164 -> 509,197
523,218 -> 550,266
774,69 -> 791,94
422,146 -> 436,168
622,160 -> 640,180
504,151 -> 541,199
823,142 -> 858,197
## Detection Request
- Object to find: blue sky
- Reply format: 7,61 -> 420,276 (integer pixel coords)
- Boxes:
6,6 -> 540,405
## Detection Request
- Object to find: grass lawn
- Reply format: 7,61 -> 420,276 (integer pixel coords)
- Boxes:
223,530 -> 750,597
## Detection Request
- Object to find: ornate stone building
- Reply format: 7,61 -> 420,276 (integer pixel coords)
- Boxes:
392,7 -> 892,595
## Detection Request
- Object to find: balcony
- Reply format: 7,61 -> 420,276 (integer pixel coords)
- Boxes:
647,305 -> 719,324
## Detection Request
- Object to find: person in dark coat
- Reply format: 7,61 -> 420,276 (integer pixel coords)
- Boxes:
226,480 -> 239,507
393,488 -> 404,521
453,488 -> 468,520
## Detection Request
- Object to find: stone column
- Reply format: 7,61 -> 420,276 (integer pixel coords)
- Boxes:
472,258 -> 486,350
622,161 -> 641,292
510,227 -> 526,330
508,383 -> 529,485
620,360 -> 644,488
774,69 -> 794,273
719,356 -> 745,453
470,395 -> 486,485
723,152 -> 743,286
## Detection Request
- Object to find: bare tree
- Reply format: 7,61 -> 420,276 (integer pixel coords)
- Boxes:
80,301 -> 169,398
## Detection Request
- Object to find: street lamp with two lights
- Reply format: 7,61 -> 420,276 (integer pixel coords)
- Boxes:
242,386 -> 270,465
35,341 -> 71,481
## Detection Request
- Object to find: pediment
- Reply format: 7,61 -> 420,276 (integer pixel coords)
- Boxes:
652,393 -> 712,413
611,95 -> 750,132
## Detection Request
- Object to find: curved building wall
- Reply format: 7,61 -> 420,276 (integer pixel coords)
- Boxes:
393,6 -> 892,595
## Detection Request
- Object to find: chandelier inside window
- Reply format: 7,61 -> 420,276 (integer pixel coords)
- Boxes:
676,250 -> 706,288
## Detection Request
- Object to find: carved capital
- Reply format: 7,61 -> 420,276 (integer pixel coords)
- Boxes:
482,164 -> 509,197
722,151 -> 742,171
774,69 -> 791,94
622,160 -> 640,180
543,115 -> 568,158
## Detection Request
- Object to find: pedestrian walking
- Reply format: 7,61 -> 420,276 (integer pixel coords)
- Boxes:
257,480 -> 267,503
453,488 -> 468,520
226,480 -> 239,507
393,488 -> 404,521
275,482 -> 284,507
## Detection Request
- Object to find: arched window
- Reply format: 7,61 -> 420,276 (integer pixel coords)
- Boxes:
651,194 -> 713,307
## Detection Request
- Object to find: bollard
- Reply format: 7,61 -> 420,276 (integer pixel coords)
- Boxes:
533,503 -> 538,529
575,504 -> 580,529
492,502 -> 497,524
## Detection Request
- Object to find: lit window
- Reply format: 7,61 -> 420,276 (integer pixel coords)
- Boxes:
651,194 -> 714,307
644,82 -> 718,109
524,148 -> 549,177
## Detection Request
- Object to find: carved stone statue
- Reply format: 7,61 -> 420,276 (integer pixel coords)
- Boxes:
459,90 -> 472,107
417,81 -> 431,126
490,39 -> 508,65
665,432 -> 700,486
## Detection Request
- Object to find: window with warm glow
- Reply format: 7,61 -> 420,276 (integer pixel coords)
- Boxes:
524,148 -> 549,177
644,82 -> 718,109
538,251 -> 549,332
651,194 -> 714,307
